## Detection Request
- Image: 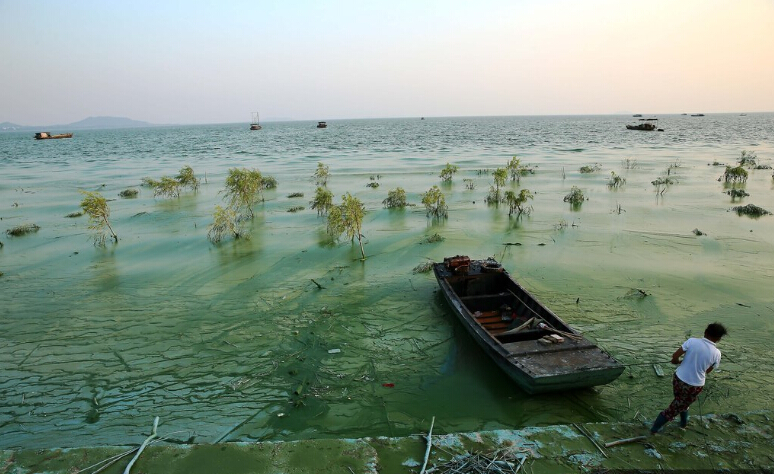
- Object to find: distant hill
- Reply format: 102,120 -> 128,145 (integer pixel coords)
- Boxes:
0,122 -> 24,130
66,116 -> 153,129
0,116 -> 154,132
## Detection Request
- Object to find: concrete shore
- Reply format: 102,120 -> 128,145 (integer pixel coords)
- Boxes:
2,411 -> 772,473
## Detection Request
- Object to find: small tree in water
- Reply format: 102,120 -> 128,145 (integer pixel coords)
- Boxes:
383,187 -> 408,208
504,189 -> 533,217
421,185 -> 448,218
313,162 -> 330,187
506,156 -> 532,183
327,193 -> 366,259
224,168 -> 264,219
80,191 -> 117,246
486,168 -> 508,203
311,186 -> 334,216
207,205 -> 244,243
176,165 -> 200,191
439,163 -> 458,182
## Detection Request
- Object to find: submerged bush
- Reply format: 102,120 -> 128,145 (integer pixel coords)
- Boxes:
287,206 -> 305,213
622,158 -> 638,169
504,189 -> 533,216
327,193 -> 366,259
224,167 -> 264,218
608,171 -> 626,189
383,187 -> 408,209
119,188 -> 139,198
506,156 -> 533,183
313,162 -> 330,187
727,189 -> 749,199
723,166 -> 748,184
486,168 -> 508,204
65,211 -> 83,218
738,150 -> 757,168
311,187 -> 334,216
425,233 -> 445,243
463,178 -> 476,190
261,176 -> 278,190
366,182 -> 380,188
208,205 -> 244,243
175,165 -> 200,191
563,186 -> 586,205
6,223 -> 41,236
731,204 -> 771,217
421,185 -> 448,218
287,192 -> 304,198
652,176 -> 676,195
580,164 -> 602,174
439,163 -> 458,182
80,191 -> 117,246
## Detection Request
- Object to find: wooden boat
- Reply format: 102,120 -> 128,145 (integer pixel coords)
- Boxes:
250,112 -> 262,130
316,121 -> 327,128
434,256 -> 624,393
34,132 -> 73,140
625,123 -> 656,131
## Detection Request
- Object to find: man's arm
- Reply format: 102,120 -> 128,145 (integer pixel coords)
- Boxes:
671,347 -> 686,364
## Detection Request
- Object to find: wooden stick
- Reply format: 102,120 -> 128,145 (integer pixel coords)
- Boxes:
311,279 -> 325,289
573,423 -> 608,458
419,416 -> 435,474
604,435 -> 647,448
123,416 -> 159,474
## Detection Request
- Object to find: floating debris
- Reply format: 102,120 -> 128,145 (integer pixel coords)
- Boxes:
692,228 -> 705,236
425,449 -> 527,474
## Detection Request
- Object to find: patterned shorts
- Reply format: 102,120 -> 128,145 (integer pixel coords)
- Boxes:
661,374 -> 703,421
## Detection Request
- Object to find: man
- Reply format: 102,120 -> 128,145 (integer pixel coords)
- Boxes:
650,322 -> 727,434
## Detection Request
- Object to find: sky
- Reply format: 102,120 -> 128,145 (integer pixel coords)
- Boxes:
2,0 -> 773,125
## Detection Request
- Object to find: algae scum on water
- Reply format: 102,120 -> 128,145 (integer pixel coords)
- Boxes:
1,115 -> 774,450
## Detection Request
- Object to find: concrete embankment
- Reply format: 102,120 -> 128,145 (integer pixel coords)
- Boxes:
2,411 -> 773,473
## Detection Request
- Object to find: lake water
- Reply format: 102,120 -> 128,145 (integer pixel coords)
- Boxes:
1,114 -> 773,448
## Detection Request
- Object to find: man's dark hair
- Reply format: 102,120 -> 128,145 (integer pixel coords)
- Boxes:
705,322 -> 727,340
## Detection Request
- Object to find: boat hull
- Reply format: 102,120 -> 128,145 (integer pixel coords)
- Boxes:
434,258 -> 624,394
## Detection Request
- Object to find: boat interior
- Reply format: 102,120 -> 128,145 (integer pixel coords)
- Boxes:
447,271 -> 572,344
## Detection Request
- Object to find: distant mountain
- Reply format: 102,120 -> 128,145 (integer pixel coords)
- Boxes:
66,116 -> 153,129
0,122 -> 24,130
0,116 -> 155,132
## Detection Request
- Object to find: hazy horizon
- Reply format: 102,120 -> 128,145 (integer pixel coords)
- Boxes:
2,0 -> 773,125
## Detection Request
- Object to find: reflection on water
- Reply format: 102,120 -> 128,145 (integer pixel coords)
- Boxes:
1,115 -> 774,448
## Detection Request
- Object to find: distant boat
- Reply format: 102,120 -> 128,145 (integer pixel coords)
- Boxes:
250,112 -> 262,130
34,132 -> 73,140
626,123 -> 657,131
632,114 -> 642,117
691,113 -> 705,117
316,121 -> 327,128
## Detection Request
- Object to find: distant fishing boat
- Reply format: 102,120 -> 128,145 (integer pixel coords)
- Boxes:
316,121 -> 327,128
34,132 -> 73,140
691,113 -> 705,117
250,112 -> 262,130
626,123 -> 657,131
